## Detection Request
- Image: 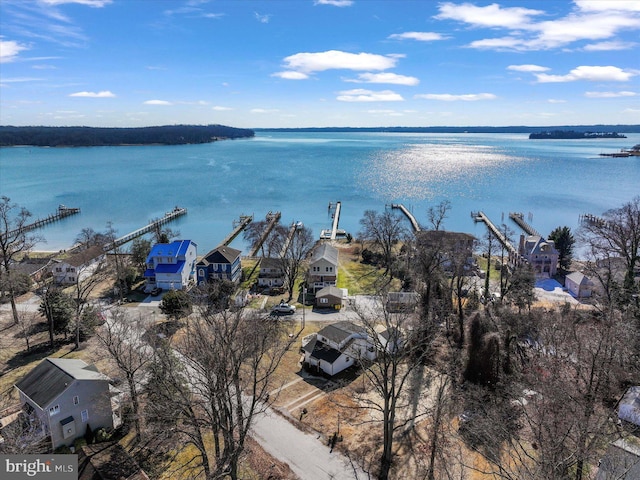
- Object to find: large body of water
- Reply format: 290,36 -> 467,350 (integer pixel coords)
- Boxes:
1,131 -> 638,255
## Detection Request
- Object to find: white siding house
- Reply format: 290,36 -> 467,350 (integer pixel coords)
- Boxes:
144,240 -> 197,291
50,246 -> 106,285
301,321 -> 376,376
565,271 -> 594,298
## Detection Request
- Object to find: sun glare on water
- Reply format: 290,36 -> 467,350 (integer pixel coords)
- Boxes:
361,143 -> 523,200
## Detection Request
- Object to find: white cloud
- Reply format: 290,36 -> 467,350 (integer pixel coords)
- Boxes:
435,2 -> 544,28
314,0 -> 353,6
0,39 -> 29,63
547,99 -> 567,104
212,106 -> 233,111
574,1 -> 640,13
388,32 -> 447,42
415,93 -> 497,101
254,12 -> 271,23
346,72 -> 419,86
251,108 -> 280,114
584,91 -> 637,98
584,40 -> 636,51
144,99 -> 172,105
69,90 -> 116,97
272,71 -> 309,80
469,37 -> 527,51
535,66 -> 635,83
282,50 -> 398,74
40,0 -> 112,6
336,89 -> 404,102
507,64 -> 549,72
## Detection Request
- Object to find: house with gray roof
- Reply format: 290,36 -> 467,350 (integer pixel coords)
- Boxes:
15,358 -> 122,451
518,235 -> 559,277
307,242 -> 338,293
565,271 -> 595,298
50,245 -> 106,285
301,321 -> 376,376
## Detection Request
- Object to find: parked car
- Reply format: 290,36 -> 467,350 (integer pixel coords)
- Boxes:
271,302 -> 296,315
150,287 -> 162,296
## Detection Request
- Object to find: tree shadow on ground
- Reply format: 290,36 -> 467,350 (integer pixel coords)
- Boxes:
3,338 -> 74,373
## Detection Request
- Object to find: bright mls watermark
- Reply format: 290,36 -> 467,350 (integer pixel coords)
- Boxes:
1,455 -> 77,479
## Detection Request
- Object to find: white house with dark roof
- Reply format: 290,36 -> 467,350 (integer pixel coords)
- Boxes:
565,271 -> 595,298
144,240 -> 197,291
196,245 -> 242,284
301,321 -> 376,376
50,245 -> 106,285
307,242 -> 338,293
14,358 -> 122,451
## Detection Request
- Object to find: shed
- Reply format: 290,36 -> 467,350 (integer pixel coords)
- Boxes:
315,285 -> 345,308
565,271 -> 594,298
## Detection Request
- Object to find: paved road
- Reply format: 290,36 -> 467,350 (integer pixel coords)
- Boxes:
251,407 -> 368,480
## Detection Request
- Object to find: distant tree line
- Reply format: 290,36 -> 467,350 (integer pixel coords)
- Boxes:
529,130 -> 627,139
0,124 -> 254,147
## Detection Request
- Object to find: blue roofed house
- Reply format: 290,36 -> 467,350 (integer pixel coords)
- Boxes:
196,245 -> 242,284
144,240 -> 197,291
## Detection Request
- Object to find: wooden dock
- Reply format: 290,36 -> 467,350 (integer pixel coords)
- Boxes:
3,204 -> 80,240
472,211 -> 531,267
579,213 -> 608,228
103,206 -> 187,251
248,211 -> 281,257
509,212 -> 541,237
320,201 -> 347,239
391,203 -> 420,233
219,214 -> 253,248
280,221 -> 302,257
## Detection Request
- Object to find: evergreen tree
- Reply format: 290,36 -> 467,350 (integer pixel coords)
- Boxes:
549,226 -> 575,273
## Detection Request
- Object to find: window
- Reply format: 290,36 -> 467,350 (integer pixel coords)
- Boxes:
56,267 -> 62,272
73,396 -> 79,405
320,298 -> 328,304
49,405 -> 60,416
81,410 -> 89,423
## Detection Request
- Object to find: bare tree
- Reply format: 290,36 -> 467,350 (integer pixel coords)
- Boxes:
146,307 -> 293,479
273,223 -> 314,302
349,300 -> 436,480
68,256 -> 109,349
426,200 -> 451,231
95,308 -> 151,441
579,196 -> 640,294
0,196 -> 42,325
359,209 -> 408,278
103,222 -> 128,301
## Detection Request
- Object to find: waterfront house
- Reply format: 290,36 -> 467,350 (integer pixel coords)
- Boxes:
12,255 -> 53,284
196,245 -> 242,284
315,285 -> 345,309
565,271 -> 595,298
596,438 -> 640,480
518,235 -> 559,277
144,240 -> 197,291
14,358 -> 122,451
50,245 -> 106,285
257,257 -> 285,289
386,291 -> 420,312
306,242 -> 338,293
301,321 -> 376,376
414,230 -> 476,271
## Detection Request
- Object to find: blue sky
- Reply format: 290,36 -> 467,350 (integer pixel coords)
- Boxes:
1,0 -> 639,128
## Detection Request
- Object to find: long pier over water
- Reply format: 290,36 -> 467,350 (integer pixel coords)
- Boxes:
509,212 -> 541,237
219,214 -> 253,248
391,203 -> 421,233
472,211 -> 529,266
2,205 -> 80,240
248,211 -> 281,257
103,207 -> 187,251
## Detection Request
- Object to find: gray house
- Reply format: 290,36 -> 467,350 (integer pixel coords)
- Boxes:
15,358 -> 122,451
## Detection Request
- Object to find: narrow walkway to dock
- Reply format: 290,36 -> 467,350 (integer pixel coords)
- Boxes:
3,205 -> 80,240
248,211 -> 281,257
103,206 -> 186,251
472,211 -> 517,255
219,214 -> 253,247
391,203 -> 420,233
330,201 -> 341,240
509,212 -> 541,237
280,222 -> 300,257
